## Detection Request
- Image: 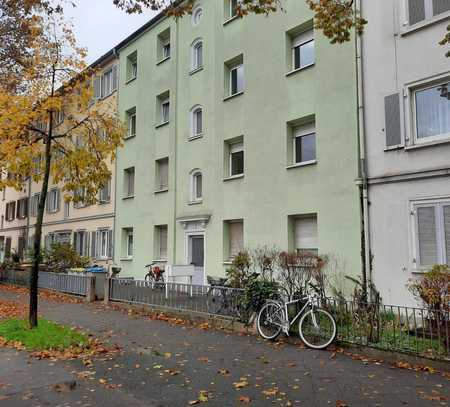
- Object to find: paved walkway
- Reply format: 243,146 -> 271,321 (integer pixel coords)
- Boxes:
0,288 -> 449,406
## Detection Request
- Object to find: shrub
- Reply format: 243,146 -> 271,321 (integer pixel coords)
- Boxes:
45,243 -> 89,273
408,265 -> 450,317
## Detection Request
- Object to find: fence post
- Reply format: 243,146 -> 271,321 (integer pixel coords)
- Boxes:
165,281 -> 169,300
86,276 -> 96,303
104,277 -> 111,305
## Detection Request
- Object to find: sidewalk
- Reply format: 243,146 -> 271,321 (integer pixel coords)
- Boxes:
0,287 -> 449,406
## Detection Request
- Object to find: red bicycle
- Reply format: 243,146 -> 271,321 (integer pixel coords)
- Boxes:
144,262 -> 165,287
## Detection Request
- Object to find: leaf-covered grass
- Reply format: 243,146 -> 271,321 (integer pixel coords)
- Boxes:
0,318 -> 87,351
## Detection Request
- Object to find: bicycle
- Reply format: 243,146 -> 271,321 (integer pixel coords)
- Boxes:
206,277 -> 242,318
257,285 -> 336,349
144,262 -> 165,289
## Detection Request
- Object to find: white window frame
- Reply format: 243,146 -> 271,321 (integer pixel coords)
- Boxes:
30,193 -> 40,217
126,229 -> 134,258
156,225 -> 168,261
73,230 -> 88,257
191,39 -> 203,71
409,78 -> 450,145
229,142 -> 244,176
47,188 -> 60,213
99,179 -> 111,204
292,29 -> 315,71
97,229 -> 109,260
127,53 -> 138,81
229,0 -> 238,18
101,68 -> 114,98
411,197 -> 450,269
190,170 -> 203,202
162,39 -> 171,60
156,158 -> 169,191
229,64 -> 244,96
403,0 -> 450,28
127,109 -> 137,138
124,167 -> 135,198
228,220 -> 244,260
190,105 -> 203,138
161,99 -> 170,124
293,122 -> 316,165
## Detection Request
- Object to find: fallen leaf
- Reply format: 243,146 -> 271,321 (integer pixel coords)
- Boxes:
336,401 -> 348,407
239,395 -> 251,403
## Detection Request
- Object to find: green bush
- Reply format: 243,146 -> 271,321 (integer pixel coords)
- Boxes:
45,243 -> 89,273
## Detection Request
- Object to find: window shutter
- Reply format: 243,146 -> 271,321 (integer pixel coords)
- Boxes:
56,189 -> 61,212
107,229 -> 113,259
84,232 -> 90,258
93,77 -> 101,100
46,192 -> 50,212
408,0 -> 426,25
73,232 -> 78,253
295,216 -> 318,251
384,93 -> 402,148
417,206 -> 438,266
112,65 -> 118,91
229,222 -> 244,257
16,200 -> 21,218
443,205 -> 450,265
91,231 -> 97,259
433,0 -> 450,15
24,198 -> 28,218
11,202 -> 15,220
106,179 -> 111,202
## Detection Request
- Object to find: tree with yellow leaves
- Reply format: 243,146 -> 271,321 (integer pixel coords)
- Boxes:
0,13 -> 125,328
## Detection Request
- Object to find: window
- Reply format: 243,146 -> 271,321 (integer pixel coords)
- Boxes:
190,105 -> 203,137
191,39 -> 203,71
155,158 -> 169,191
190,170 -> 203,202
73,187 -> 88,209
192,5 -> 203,25
98,229 -> 110,259
291,29 -> 314,71
157,28 -> 171,62
126,51 -> 138,81
225,220 -> 243,260
230,64 -> 244,96
413,200 -> 450,267
46,188 -> 60,213
407,0 -> 450,26
16,198 -> 28,219
124,167 -> 135,198
293,122 -> 316,164
100,66 -> 118,98
156,92 -> 170,125
30,194 -> 40,217
126,108 -> 137,138
99,179 -> 111,203
225,0 -> 239,20
413,81 -> 450,143
294,215 -> 318,255
155,225 -> 168,260
5,201 -> 15,221
123,228 -> 134,259
73,230 -> 88,257
54,110 -> 64,126
229,142 -> 244,176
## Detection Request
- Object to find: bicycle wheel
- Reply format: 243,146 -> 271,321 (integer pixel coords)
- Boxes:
207,287 -> 224,315
257,301 -> 284,341
298,308 -> 336,350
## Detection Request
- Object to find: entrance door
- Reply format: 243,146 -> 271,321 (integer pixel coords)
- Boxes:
189,235 -> 204,285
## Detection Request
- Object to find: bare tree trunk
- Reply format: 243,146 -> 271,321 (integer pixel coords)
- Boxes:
29,66 -> 55,329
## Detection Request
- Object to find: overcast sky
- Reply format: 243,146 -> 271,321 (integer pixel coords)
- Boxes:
64,0 -> 158,64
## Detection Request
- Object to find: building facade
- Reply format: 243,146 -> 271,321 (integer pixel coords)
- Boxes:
114,0 -> 363,284
0,52 -> 119,266
363,0 -> 450,305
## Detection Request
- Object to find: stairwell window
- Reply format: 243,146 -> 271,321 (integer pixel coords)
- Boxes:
124,167 -> 135,198
156,91 -> 170,126
190,170 -> 203,203
191,39 -> 203,71
157,28 -> 171,63
229,142 -> 244,176
155,158 -> 169,192
190,105 -> 203,138
412,80 -> 450,144
126,51 -> 137,82
126,108 -> 136,139
192,5 -> 203,25
225,55 -> 244,99
412,200 -> 450,267
155,225 -> 168,261
126,228 -> 134,258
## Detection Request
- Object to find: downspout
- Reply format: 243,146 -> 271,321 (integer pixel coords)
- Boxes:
172,19 -> 180,267
112,48 -> 118,272
355,0 -> 372,299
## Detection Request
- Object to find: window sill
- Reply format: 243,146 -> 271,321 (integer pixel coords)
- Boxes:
400,12 -> 450,37
223,174 -> 244,182
98,200 -> 111,205
223,91 -> 244,102
155,121 -> 169,129
286,63 -> 315,77
286,160 -> 317,170
223,15 -> 239,26
384,144 -> 404,152
120,257 -> 133,262
124,134 -> 136,141
222,261 -> 233,265
188,134 -> 204,141
153,259 -> 167,263
122,195 -> 134,200
405,137 -> 450,151
156,56 -> 171,66
189,66 -> 204,76
125,77 -> 137,85
188,200 -> 203,206
154,188 -> 169,194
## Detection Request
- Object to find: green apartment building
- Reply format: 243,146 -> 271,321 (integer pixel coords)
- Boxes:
113,0 -> 362,284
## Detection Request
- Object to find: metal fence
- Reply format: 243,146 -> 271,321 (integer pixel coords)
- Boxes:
0,269 -> 89,296
324,298 -> 450,361
109,278 -> 245,319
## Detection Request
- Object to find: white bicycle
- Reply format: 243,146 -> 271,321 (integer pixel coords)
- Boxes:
257,287 -> 337,349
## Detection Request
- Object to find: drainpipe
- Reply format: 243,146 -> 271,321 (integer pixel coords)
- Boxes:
355,0 -> 372,300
